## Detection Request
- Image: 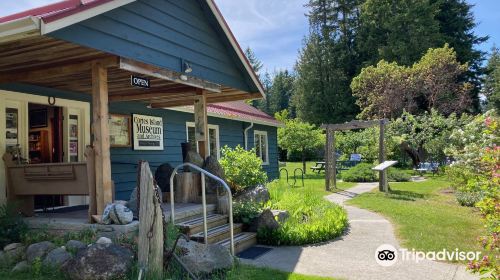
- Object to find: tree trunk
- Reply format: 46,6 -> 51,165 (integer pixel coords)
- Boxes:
302,151 -> 307,175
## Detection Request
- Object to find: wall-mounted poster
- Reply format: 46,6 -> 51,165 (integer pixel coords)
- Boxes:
109,114 -> 131,147
5,108 -> 18,152
132,114 -> 164,150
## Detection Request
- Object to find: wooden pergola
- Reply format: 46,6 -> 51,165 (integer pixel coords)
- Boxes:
321,119 -> 389,191
0,36 -> 261,217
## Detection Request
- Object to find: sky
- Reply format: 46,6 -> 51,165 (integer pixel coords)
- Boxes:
0,0 -> 498,72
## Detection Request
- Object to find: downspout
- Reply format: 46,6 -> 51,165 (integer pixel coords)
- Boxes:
244,122 -> 254,150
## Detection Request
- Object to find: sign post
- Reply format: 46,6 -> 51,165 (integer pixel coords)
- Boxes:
372,161 -> 398,193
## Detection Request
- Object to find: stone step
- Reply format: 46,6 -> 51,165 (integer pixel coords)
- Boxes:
190,223 -> 243,244
217,232 -> 257,255
176,214 -> 228,236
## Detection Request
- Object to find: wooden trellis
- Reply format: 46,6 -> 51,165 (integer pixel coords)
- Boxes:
321,119 -> 389,191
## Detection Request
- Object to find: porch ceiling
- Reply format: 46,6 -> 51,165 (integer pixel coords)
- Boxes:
0,36 -> 260,107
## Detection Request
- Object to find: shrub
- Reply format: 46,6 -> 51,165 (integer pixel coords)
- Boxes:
341,163 -> 377,182
259,182 -> 348,245
233,201 -> 262,224
219,145 -> 267,192
0,203 -> 28,248
388,169 -> 411,182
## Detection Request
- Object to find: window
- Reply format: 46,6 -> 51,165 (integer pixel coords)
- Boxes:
254,130 -> 268,165
186,122 -> 220,159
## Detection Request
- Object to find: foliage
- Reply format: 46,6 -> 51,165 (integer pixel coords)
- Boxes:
21,228 -> 96,247
484,47 -> 500,111
348,177 -> 485,258
352,45 -> 472,119
219,146 -> 268,192
455,190 -> 484,207
0,203 -> 28,248
233,201 -> 262,224
341,163 -> 377,182
268,70 -> 296,117
277,112 -> 324,173
446,111 -> 499,277
261,180 -> 348,245
388,169 -> 411,182
389,109 -> 469,166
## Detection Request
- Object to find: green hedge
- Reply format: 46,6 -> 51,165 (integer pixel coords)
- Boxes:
341,163 -> 377,182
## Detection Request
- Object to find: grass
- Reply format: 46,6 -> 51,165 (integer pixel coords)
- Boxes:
347,176 -> 485,261
226,264 -> 335,280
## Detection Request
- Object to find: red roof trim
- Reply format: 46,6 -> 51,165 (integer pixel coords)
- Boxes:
209,104 -> 275,121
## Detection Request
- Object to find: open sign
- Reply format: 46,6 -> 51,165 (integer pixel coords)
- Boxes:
130,75 -> 150,88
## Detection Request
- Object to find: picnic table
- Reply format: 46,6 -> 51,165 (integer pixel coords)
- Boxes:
310,161 -> 360,174
414,162 -> 440,176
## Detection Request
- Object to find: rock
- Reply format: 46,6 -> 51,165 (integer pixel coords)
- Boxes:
235,185 -> 270,204
63,243 -> 134,280
65,240 -> 87,253
0,251 -> 6,264
101,203 -> 114,225
184,150 -> 204,171
154,163 -> 174,192
43,247 -> 71,267
271,210 -> 290,223
249,209 -> 280,232
26,241 -> 55,264
203,156 -> 226,193
177,239 -> 233,275
114,200 -> 128,206
128,188 -> 139,219
96,237 -> 112,245
11,261 -> 29,272
109,204 -> 134,225
3,243 -> 25,262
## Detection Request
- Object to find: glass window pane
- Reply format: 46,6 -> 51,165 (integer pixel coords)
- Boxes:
262,135 -> 267,163
255,134 -> 261,158
187,126 -> 197,151
5,108 -> 19,153
209,128 -> 217,158
69,115 -> 79,162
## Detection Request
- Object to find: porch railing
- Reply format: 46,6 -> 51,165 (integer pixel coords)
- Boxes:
169,163 -> 234,255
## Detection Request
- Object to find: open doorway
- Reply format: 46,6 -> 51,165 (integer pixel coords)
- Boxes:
28,103 -> 65,209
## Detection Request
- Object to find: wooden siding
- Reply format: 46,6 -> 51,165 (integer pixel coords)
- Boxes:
48,0 -> 257,93
0,84 -> 278,200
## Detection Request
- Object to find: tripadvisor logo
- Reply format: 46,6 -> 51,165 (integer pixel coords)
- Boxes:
375,244 -> 481,267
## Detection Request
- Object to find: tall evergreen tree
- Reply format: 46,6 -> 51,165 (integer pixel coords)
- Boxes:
269,70 -> 296,117
484,47 -> 500,111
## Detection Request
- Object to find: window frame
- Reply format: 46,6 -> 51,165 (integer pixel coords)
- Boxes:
185,122 -> 220,159
254,130 -> 269,165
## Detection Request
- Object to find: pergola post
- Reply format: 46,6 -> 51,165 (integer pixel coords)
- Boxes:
325,127 -> 336,191
378,120 -> 386,192
194,89 -> 209,159
92,61 -> 113,214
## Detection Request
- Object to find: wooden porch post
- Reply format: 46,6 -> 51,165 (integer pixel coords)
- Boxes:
194,89 -> 209,159
92,62 -> 113,214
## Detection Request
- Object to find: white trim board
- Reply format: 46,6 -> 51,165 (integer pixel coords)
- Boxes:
254,130 -> 269,165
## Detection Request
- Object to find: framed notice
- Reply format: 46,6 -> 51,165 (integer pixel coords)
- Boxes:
132,114 -> 164,150
109,114 -> 132,147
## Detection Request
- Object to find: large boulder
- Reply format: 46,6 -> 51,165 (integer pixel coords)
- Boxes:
271,210 -> 290,223
248,209 -> 280,232
65,240 -> 87,253
11,260 -> 29,272
26,241 -> 56,264
63,243 -> 134,280
43,247 -> 71,267
3,243 -> 25,263
128,188 -> 139,219
184,151 -> 204,171
154,163 -> 174,192
235,185 -> 270,204
203,156 -> 226,194
177,239 -> 233,275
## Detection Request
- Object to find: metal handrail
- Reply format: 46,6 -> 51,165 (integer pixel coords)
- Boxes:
169,163 -> 234,255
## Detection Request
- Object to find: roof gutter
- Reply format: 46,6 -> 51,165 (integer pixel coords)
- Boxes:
0,16 -> 40,43
244,122 -> 254,150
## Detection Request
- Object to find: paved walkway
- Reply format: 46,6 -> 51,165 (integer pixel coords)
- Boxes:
243,183 -> 478,280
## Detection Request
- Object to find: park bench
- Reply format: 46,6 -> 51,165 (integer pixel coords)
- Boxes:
414,162 -> 439,175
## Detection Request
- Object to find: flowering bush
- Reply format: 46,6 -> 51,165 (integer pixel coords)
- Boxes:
447,111 -> 499,278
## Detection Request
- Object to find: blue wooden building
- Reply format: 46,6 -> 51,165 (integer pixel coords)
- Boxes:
0,0 -> 280,213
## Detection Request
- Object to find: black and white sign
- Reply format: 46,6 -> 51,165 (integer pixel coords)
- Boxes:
130,75 -> 150,88
132,114 -> 164,150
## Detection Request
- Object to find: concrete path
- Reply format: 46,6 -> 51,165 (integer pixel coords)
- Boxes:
243,183 -> 478,280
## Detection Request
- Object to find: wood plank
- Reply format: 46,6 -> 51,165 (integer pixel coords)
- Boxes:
138,161 -> 163,276
92,62 -> 113,214
321,120 -> 389,131
378,120 -> 386,192
0,57 -> 118,83
119,57 -> 222,93
85,146 -> 97,223
109,86 -> 196,102
194,89 -> 209,158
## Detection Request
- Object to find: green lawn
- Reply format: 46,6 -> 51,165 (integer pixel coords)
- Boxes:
347,176 -> 485,260
226,264 -> 335,280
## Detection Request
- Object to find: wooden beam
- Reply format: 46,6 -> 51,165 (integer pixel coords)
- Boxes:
119,57 -> 222,93
109,87 -> 196,102
378,120 -> 386,192
194,89 -> 209,159
0,56 -> 118,83
149,97 -> 198,108
321,119 -> 388,131
92,61 -> 113,214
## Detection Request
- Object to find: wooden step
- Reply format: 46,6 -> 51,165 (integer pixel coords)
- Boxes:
190,223 -> 243,244
218,232 -> 257,255
164,203 -> 217,223
175,214 -> 228,235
